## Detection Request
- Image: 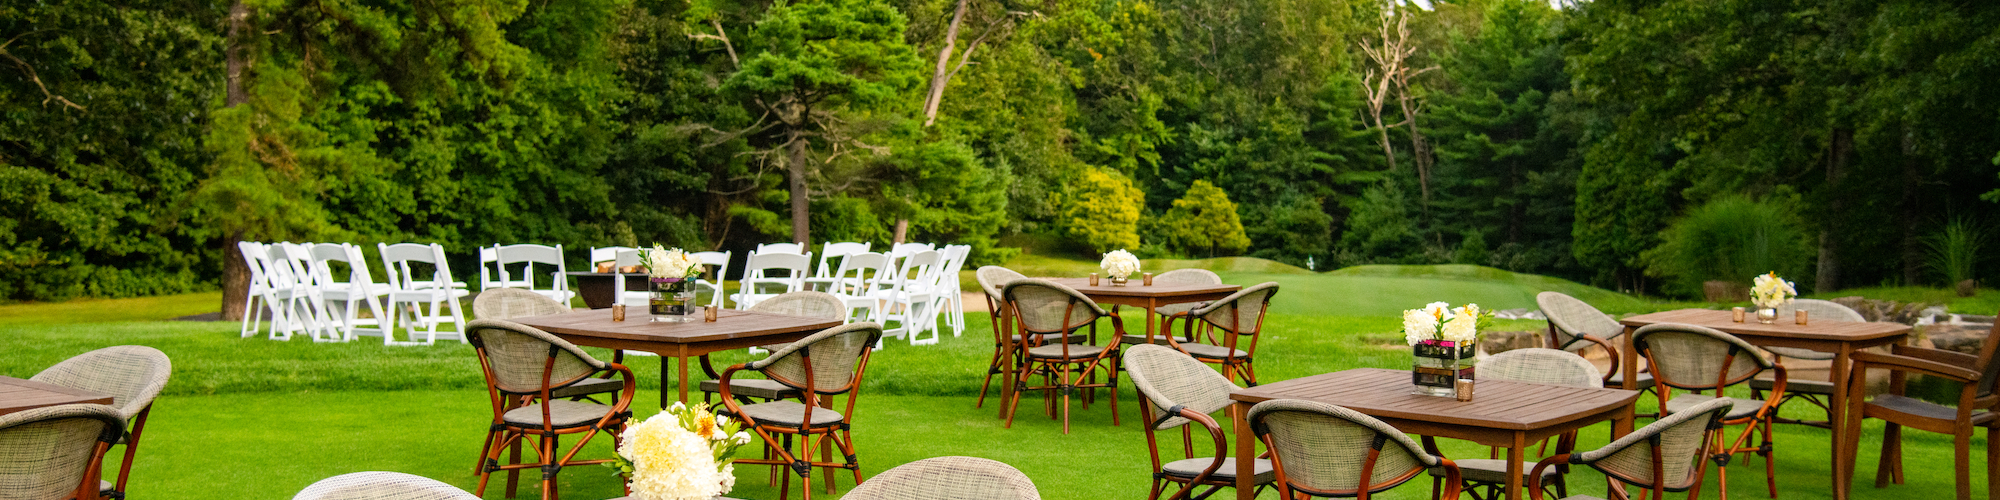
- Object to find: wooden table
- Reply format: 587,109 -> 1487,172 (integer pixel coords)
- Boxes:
1229,368 -> 1640,500
996,278 -> 1240,419
1616,308 -> 1910,500
513,308 -> 842,407
0,376 -> 113,416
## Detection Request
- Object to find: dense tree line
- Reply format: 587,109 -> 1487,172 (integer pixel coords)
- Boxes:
3,0 -> 1997,306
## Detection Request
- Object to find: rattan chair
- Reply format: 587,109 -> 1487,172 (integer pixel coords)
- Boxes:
1162,282 -> 1278,387
1743,299 -> 1866,428
465,319 -> 635,500
973,267 -> 1085,408
1536,292 -> 1654,393
1249,399 -> 1462,500
699,291 -> 849,404
1839,319 -> 2000,500
1632,323 -> 1785,499
840,456 -> 1041,500
1124,344 -> 1274,500
1425,348 -> 1599,500
719,322 -> 884,500
1119,269 -> 1223,347
293,471 -> 478,500
467,289 -> 626,473
31,345 -> 171,499
1002,279 -> 1125,434
1526,398 -> 1734,500
0,404 -> 126,500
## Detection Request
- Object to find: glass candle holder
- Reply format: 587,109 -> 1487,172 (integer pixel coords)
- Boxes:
1796,309 -> 1808,325
705,305 -> 719,322
1731,307 -> 1746,323
1089,273 -> 1100,286
1143,273 -> 1154,286
611,304 -> 626,322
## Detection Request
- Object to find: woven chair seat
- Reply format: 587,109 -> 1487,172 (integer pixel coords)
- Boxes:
544,377 -> 623,399
1749,375 -> 1832,395
1177,342 -> 1249,360
1425,458 -> 1561,483
1014,332 -> 1088,344
1607,371 -> 1655,390
700,378 -> 800,400
1119,334 -> 1182,346
1550,496 -> 1607,500
1664,395 -> 1769,420
502,399 -> 616,428
724,401 -> 845,428
1162,457 -> 1275,483
1867,394 -> 1999,424
1025,344 -> 1113,359
1154,303 -> 1200,316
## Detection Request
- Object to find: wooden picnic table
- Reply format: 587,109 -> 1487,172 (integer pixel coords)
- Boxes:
1229,368 -> 1640,500
995,277 -> 1240,419
0,375 -> 113,416
1616,308 -> 1910,500
512,307 -> 842,408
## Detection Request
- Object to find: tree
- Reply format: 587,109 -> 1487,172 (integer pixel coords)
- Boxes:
1062,168 -> 1143,253
1155,180 -> 1250,257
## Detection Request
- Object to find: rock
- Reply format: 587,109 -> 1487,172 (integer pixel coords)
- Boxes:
1957,279 -> 1977,298
1492,308 -> 1545,320
1956,314 -> 1996,324
1829,296 -> 1935,325
1480,330 -> 1545,355
1924,324 -> 1992,355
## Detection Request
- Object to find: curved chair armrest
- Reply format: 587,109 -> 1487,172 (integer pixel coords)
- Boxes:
1888,344 -> 1979,370
717,363 -> 753,420
1853,351 -> 1982,382
1166,408 -> 1230,500
1575,334 -> 1621,384
1434,458 -> 1462,500
1526,454 -> 1571,500
607,362 -> 638,419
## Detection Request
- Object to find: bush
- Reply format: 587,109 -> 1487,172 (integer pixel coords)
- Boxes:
1061,168 -> 1144,253
1924,218 -> 1987,288
1152,180 -> 1251,257
1642,196 -> 1812,298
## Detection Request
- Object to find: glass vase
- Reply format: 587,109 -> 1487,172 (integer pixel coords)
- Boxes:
649,278 -> 696,323
1109,274 -> 1130,286
1755,307 -> 1778,325
1412,339 -> 1475,398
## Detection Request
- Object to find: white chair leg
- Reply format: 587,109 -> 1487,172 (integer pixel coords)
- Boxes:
240,294 -> 262,338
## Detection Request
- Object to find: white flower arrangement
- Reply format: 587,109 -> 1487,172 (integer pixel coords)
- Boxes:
645,245 -> 704,280
609,402 -> 752,500
1100,249 -> 1140,279
1750,272 -> 1797,309
1402,302 -> 1488,346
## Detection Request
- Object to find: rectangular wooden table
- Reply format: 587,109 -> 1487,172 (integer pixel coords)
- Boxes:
513,308 -> 843,407
1230,368 -> 1640,500
1616,308 -> 1910,500
0,376 -> 113,416
996,278 -> 1241,418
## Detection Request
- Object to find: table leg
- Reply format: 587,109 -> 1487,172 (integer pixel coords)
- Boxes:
1233,401 -> 1255,500
1829,345 -> 1856,500
1145,298 -> 1158,343
660,357 -> 672,409
678,355 -> 692,405
1620,325 -> 1638,398
1506,433 -> 1526,500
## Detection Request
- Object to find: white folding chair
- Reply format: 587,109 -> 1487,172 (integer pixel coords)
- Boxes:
236,241 -> 276,338
264,242 -> 326,340
824,252 -> 892,323
757,242 -> 806,255
876,250 -> 945,346
309,243 -> 392,342
730,252 -> 810,310
378,243 -> 470,345
690,251 -> 732,310
811,242 -> 873,281
494,244 -> 573,303
933,245 -> 972,337
477,245 -> 503,291
589,246 -> 639,271
608,249 -> 647,306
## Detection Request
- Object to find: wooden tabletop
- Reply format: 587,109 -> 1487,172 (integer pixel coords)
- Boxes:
512,307 -> 842,345
1231,368 -> 1639,432
1043,277 -> 1240,298
1619,308 -> 1911,341
0,376 -> 113,416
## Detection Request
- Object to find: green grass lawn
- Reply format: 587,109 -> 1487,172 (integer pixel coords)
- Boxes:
0,264 -> 1980,499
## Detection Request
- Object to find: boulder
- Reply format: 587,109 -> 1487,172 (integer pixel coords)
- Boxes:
1493,308 -> 1546,320
1481,330 -> 1544,355
1829,296 -> 1936,325
1925,324 -> 1992,355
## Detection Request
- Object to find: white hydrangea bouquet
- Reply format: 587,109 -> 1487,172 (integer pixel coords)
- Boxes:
1402,302 -> 1487,347
608,402 -> 752,500
1750,272 -> 1796,310
1101,249 -> 1140,284
645,246 -> 704,281
1402,302 -> 1490,397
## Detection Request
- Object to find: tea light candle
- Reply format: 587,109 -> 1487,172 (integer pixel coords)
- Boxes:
704,305 -> 719,322
611,304 -> 627,322
1455,379 -> 1474,402
1089,273 -> 1100,286
1796,309 -> 1808,325
1142,273 -> 1154,286
1731,307 -> 1746,323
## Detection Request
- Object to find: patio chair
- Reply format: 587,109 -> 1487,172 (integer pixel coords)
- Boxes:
812,242 -> 872,280
266,242 -> 328,340
1426,348 -> 1600,500
718,322 -> 884,500
734,251 -> 812,310
493,244 -> 573,303
236,241 -> 276,338
1120,268 -> 1223,347
1526,398 -> 1734,500
479,245 -> 504,291
840,456 -> 1041,500
1248,399 -> 1463,500
930,245 -> 972,337
1537,292 -> 1656,395
293,471 -> 478,500
759,242 -> 807,255
309,243 -> 393,342
1632,323 -> 1786,499
1002,279 -> 1124,434
466,319 -> 636,500
821,252 -> 892,323
1746,299 -> 1866,428
691,250 -> 733,310
1161,282 -> 1279,387
1839,319 -> 2000,500
0,404 -> 127,500
467,288 -> 625,474
700,291 -> 849,404
32,346 -> 171,499
1124,344 -> 1274,500
585,246 -> 638,270
378,243 -> 470,345
975,266 -> 1083,408
877,250 -> 946,346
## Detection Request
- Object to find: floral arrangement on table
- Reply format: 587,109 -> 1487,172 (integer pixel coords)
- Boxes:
645,246 -> 705,281
644,246 -> 705,320
608,402 -> 753,500
1401,302 -> 1491,397
1100,249 -> 1140,284
1749,272 -> 1797,324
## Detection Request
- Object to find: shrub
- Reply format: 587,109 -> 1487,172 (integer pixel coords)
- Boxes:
1924,218 -> 1987,288
1642,196 -> 1811,298
1061,168 -> 1144,253
1153,180 -> 1251,257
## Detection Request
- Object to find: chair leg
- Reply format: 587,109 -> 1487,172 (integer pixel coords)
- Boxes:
1108,357 -> 1121,427
1762,417 -> 1776,498
1987,425 -> 1999,500
1059,361 -> 1074,434
1876,423 -> 1901,487
1954,430 -> 1973,500
976,342 -> 1004,408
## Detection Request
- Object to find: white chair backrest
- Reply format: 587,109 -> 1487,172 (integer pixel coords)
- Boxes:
589,246 -> 639,266
614,249 -> 643,268
829,252 -> 891,295
307,243 -> 365,289
379,243 -> 453,291
889,242 -> 935,258
238,241 -> 271,289
477,245 -> 502,290
816,242 -> 873,277
266,242 -> 312,289
690,251 -> 732,281
494,244 -> 567,291
935,245 -> 970,286
758,242 -> 805,255
742,252 -> 811,294
891,250 -> 944,292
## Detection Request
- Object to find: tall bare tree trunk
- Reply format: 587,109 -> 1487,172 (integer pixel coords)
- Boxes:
1396,93 -> 1432,213
891,220 -> 909,244
921,0 -> 968,127
220,0 -> 252,321
1815,128 -> 1852,294
1901,136 -> 1923,285
788,131 -> 811,246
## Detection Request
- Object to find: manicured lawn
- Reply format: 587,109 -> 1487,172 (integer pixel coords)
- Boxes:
0,266 -> 1979,499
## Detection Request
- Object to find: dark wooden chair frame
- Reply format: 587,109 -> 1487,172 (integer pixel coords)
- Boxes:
718,328 -> 882,500
1140,404 -> 1271,500
1251,411 -> 1463,500
1002,287 -> 1126,434
1161,288 -> 1276,387
1839,320 -> 2000,500
471,338 -> 638,500
1526,414 -> 1727,500
1635,330 -> 1787,500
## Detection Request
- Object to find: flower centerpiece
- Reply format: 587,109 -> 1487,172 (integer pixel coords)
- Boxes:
608,402 -> 752,500
1100,250 -> 1140,286
1402,302 -> 1489,397
645,246 -> 704,322
1750,272 -> 1797,324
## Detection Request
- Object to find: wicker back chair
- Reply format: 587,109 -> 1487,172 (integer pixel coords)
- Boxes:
1528,398 -> 1733,500
1164,282 -> 1279,386
1631,323 -> 1785,498
698,291 -> 850,404
1749,299 -> 1866,427
840,456 -> 1041,500
293,471 -> 478,500
1248,399 -> 1460,499
1841,318 -> 2000,500
719,322 -> 884,500
1118,269 -> 1224,348
464,319 -> 634,500
1535,292 -> 1650,392
752,290 -> 849,320
975,266 -> 1029,408
32,346 -> 171,498
1124,344 -> 1273,500
1426,348 -> 1598,500
471,287 -> 570,320
1001,279 -> 1125,434
0,404 -> 126,500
